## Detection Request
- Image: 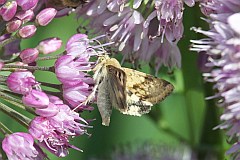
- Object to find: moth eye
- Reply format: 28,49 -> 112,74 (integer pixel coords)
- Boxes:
99,57 -> 105,62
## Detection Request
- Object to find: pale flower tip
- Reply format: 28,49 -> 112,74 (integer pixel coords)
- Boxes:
133,0 -> 142,9
37,37 -> 62,54
228,13 -> 240,35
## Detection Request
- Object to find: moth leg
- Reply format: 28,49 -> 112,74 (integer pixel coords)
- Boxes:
73,68 -> 103,110
73,82 -> 99,111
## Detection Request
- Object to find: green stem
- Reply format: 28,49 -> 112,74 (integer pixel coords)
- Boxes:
36,53 -> 64,61
2,65 -> 54,72
0,75 -> 7,82
0,91 -> 35,115
39,81 -> 62,90
197,82 -> 224,159
0,101 -> 31,128
157,122 -> 190,144
0,122 -> 12,135
148,113 -> 190,144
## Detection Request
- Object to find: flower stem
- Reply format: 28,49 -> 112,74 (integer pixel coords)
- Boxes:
148,114 -> 190,144
2,64 -> 54,72
0,91 -> 35,115
37,53 -> 64,61
0,101 -> 31,128
0,75 -> 7,82
0,122 -> 12,135
39,81 -> 62,90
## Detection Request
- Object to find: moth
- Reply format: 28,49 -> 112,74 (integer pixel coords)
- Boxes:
91,55 -> 174,126
48,0 -> 88,7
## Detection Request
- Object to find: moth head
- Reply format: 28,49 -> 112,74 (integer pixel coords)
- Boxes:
98,55 -> 110,62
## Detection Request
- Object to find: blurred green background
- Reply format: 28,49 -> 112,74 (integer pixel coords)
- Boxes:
0,5 -> 230,160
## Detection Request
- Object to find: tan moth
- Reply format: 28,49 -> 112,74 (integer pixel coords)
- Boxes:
91,55 -> 174,126
48,0 -> 88,7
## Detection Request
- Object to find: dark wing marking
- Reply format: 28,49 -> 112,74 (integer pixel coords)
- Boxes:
122,68 -> 174,116
106,65 -> 127,112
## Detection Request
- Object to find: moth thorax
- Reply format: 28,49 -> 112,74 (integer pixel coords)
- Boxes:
106,58 -> 121,68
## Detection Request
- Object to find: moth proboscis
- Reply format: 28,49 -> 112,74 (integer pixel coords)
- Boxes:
88,55 -> 174,126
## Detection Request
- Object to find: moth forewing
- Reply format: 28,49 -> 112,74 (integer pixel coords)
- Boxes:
106,65 -> 127,111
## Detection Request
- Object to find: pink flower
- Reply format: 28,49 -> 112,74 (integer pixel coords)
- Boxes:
48,103 -> 89,136
0,1 -> 17,21
18,25 -> 37,38
16,0 -> 38,10
15,9 -> 35,23
19,48 -> 39,64
22,90 -> 49,109
7,71 -> 38,95
55,54 -> 93,84
29,105 -> 88,158
37,37 -> 62,54
63,81 -> 93,107
2,132 -> 46,160
6,18 -> 22,33
35,8 -> 57,26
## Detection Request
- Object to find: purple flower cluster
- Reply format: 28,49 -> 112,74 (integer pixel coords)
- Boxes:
0,1 -> 107,158
0,0 -> 57,36
1,32 -> 104,158
192,0 -> 240,158
77,0 -> 197,73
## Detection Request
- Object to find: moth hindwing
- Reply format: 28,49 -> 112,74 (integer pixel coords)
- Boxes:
93,55 -> 174,126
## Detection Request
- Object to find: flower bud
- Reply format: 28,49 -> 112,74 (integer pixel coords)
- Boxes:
22,90 -> 49,109
37,37 -> 62,54
16,0 -> 38,10
15,10 -> 34,23
20,48 -> 39,64
6,19 -> 22,33
18,25 -> 37,38
0,1 -> 17,21
7,71 -> 37,94
36,8 -> 57,26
